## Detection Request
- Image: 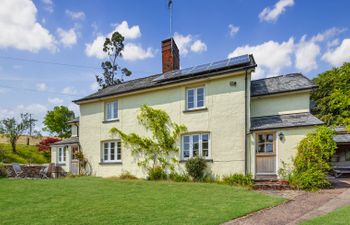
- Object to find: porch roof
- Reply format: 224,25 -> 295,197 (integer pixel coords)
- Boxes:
333,134 -> 350,144
51,136 -> 79,146
250,112 -> 324,131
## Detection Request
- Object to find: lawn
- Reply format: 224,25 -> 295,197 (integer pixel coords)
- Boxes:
0,177 -> 284,225
301,205 -> 350,225
0,143 -> 49,164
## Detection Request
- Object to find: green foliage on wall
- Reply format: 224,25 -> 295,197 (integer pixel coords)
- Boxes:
289,126 -> 336,191
110,105 -> 186,177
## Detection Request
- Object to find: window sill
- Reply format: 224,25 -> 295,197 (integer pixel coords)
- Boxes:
57,163 -> 66,166
179,159 -> 213,163
183,107 -> 208,113
102,119 -> 120,123
99,162 -> 122,165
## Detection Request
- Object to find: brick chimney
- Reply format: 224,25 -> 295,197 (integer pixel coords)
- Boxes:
161,38 -> 180,73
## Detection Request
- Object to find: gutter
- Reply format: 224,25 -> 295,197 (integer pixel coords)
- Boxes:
244,69 -> 248,175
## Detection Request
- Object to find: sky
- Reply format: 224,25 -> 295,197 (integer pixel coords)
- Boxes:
0,0 -> 350,133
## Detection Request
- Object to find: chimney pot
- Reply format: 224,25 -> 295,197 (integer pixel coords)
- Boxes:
162,38 -> 180,73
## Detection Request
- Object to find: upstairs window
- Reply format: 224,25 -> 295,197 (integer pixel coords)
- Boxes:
102,141 -> 122,163
182,133 -> 210,159
105,101 -> 118,121
186,87 -> 205,110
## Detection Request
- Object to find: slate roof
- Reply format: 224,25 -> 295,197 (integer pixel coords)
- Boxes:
250,112 -> 324,131
51,136 -> 79,146
333,134 -> 350,144
74,55 -> 256,103
67,117 -> 79,124
250,73 -> 316,97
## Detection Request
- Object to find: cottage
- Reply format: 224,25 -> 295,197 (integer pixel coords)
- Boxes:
51,38 -> 324,179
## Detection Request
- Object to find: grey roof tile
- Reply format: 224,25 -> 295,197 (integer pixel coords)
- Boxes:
51,136 -> 79,146
74,55 -> 256,103
333,134 -> 350,143
251,73 -> 316,97
67,117 -> 79,124
250,112 -> 324,131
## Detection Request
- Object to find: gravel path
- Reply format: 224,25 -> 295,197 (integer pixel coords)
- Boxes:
223,178 -> 350,225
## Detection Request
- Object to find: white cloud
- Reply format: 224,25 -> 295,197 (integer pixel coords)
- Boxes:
85,36 -> 106,59
68,103 -> 80,116
228,38 -> 294,78
322,39 -> 350,66
190,40 -> 207,53
57,28 -> 78,47
0,0 -> 57,52
85,21 -> 154,61
259,0 -> 294,22
65,10 -> 85,20
311,27 -> 347,42
327,39 -> 340,48
228,24 -> 240,37
48,97 -> 64,105
62,86 -> 77,95
122,43 -> 155,61
114,21 -> 141,40
41,0 -> 53,13
36,82 -> 48,91
173,32 -> 207,56
295,36 -> 321,72
90,82 -> 100,92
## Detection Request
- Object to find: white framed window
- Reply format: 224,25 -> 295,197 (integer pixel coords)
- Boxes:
186,87 -> 205,110
105,101 -> 118,121
182,133 -> 210,159
102,141 -> 122,162
58,147 -> 66,163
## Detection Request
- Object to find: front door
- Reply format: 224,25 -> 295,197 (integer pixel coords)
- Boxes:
255,132 -> 276,175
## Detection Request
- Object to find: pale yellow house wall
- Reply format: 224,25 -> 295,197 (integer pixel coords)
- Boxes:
251,92 -> 311,117
79,72 -> 249,178
249,126 -> 315,177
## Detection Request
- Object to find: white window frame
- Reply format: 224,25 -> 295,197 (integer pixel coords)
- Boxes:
105,100 -> 118,121
186,86 -> 205,110
182,133 -> 211,160
101,141 -> 122,163
58,147 -> 66,164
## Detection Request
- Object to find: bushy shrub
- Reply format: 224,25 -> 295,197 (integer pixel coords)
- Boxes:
119,171 -> 138,180
222,173 -> 253,187
169,172 -> 190,182
148,166 -> 167,180
0,163 -> 7,178
289,126 -> 336,191
36,137 -> 61,151
185,157 -> 207,181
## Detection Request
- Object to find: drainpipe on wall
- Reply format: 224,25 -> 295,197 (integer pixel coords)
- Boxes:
244,69 -> 248,175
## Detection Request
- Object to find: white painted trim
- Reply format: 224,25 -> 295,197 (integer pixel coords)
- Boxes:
181,133 -> 211,160
186,86 -> 205,110
275,131 -> 279,176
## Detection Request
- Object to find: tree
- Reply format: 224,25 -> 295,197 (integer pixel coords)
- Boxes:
95,32 -> 132,89
43,106 -> 75,138
311,62 -> 350,127
36,137 -> 61,152
110,105 -> 186,175
0,113 -> 36,153
289,126 -> 336,191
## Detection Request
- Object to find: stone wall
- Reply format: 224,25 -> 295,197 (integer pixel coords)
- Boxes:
4,164 -> 66,178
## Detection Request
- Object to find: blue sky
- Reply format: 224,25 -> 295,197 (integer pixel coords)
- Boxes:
0,0 -> 350,133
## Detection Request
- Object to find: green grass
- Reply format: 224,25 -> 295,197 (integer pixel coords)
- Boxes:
301,205 -> 350,225
0,143 -> 49,164
0,177 -> 284,225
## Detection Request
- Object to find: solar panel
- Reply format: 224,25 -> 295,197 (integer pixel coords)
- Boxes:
153,54 -> 251,82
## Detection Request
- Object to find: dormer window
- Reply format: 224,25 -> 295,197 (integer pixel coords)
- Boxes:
105,101 -> 118,121
186,87 -> 205,110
